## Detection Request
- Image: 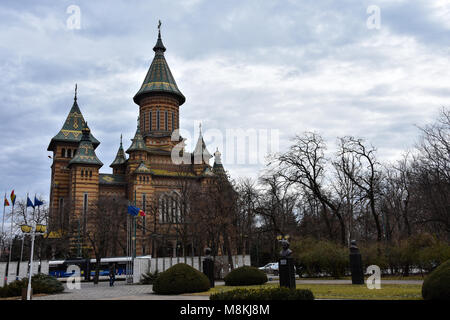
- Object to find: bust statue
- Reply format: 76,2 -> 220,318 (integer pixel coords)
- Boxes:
204,247 -> 213,260
279,239 -> 292,258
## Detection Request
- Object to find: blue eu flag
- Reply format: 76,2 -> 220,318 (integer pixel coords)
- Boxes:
27,197 -> 35,209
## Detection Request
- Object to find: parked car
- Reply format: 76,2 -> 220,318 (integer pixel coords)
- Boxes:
259,262 -> 279,275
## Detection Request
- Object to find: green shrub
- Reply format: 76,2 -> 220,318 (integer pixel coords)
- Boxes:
152,263 -> 210,294
210,287 -> 314,300
0,274 -> 64,298
292,238 -> 348,278
224,266 -> 268,286
140,270 -> 159,285
422,259 -> 450,300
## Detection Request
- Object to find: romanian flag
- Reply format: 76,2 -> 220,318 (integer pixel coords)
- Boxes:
10,190 -> 16,206
127,205 -> 146,217
4,197 -> 10,207
127,205 -> 139,216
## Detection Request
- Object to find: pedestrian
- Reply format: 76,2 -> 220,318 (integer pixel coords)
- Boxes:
109,263 -> 116,287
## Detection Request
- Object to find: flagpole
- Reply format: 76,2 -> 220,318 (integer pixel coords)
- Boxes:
7,195 -> 14,282
1,192 -> 6,259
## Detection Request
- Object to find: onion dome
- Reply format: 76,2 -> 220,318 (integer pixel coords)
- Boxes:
133,21 -> 185,106
68,122 -> 103,167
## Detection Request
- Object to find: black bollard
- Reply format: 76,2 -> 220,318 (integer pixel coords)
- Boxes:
202,248 -> 215,288
278,239 -> 295,289
349,240 -> 364,284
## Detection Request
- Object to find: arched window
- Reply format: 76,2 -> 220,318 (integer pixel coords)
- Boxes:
81,169 -> 84,177
89,170 -> 92,178
158,191 -> 182,223
67,149 -> 72,158
61,148 -> 66,158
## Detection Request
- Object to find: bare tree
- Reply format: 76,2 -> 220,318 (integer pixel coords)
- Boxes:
337,136 -> 383,242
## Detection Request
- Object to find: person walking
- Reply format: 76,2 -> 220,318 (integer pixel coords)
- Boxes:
109,263 -> 116,287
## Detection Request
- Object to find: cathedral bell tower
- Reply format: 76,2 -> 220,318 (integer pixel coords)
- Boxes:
133,21 -> 185,152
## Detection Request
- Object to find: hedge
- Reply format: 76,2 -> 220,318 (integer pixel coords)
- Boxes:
210,287 -> 314,300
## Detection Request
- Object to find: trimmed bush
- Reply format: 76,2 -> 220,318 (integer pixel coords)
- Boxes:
210,287 -> 314,300
152,263 -> 210,294
0,274 -> 64,298
224,266 -> 268,286
422,259 -> 450,300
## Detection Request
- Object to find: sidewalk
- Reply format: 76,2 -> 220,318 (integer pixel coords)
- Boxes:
31,278 -> 423,300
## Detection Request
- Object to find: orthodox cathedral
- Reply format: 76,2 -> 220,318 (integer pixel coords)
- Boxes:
47,26 -> 225,257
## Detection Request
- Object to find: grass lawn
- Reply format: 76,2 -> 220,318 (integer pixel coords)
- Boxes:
189,283 -> 423,300
297,275 -> 425,281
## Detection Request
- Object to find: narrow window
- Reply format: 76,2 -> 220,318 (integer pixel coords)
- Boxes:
67,149 -> 72,158
164,110 -> 168,131
149,111 -> 152,131
59,197 -> 65,227
157,110 -> 160,130
61,148 -> 66,158
171,112 -> 174,131
81,169 -> 84,177
83,193 -> 88,234
89,170 -> 92,178
142,194 -> 146,235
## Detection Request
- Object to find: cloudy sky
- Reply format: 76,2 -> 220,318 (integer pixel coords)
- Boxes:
0,0 -> 449,205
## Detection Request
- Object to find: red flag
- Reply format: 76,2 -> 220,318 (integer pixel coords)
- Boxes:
4,197 -> 9,206
138,209 -> 146,217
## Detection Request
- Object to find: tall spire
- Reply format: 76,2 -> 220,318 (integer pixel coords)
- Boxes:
126,116 -> 148,154
133,21 -> 185,105
110,134 -> 127,168
74,83 -> 78,101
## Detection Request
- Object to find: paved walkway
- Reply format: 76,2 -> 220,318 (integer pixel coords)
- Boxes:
33,281 -> 209,300
31,279 -> 422,300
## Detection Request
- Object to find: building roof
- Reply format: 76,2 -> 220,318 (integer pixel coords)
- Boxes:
99,173 -> 127,185
133,27 -> 186,106
126,120 -> 149,153
48,91 -> 100,151
68,123 -> 103,167
134,161 -> 152,174
193,124 -> 212,164
110,135 -> 127,167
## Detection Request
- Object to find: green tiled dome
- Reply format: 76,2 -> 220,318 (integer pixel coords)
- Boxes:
48,98 -> 100,151
110,135 -> 127,167
133,30 -> 185,105
126,121 -> 149,154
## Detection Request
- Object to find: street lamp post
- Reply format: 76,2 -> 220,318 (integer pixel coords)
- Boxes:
21,223 -> 46,300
